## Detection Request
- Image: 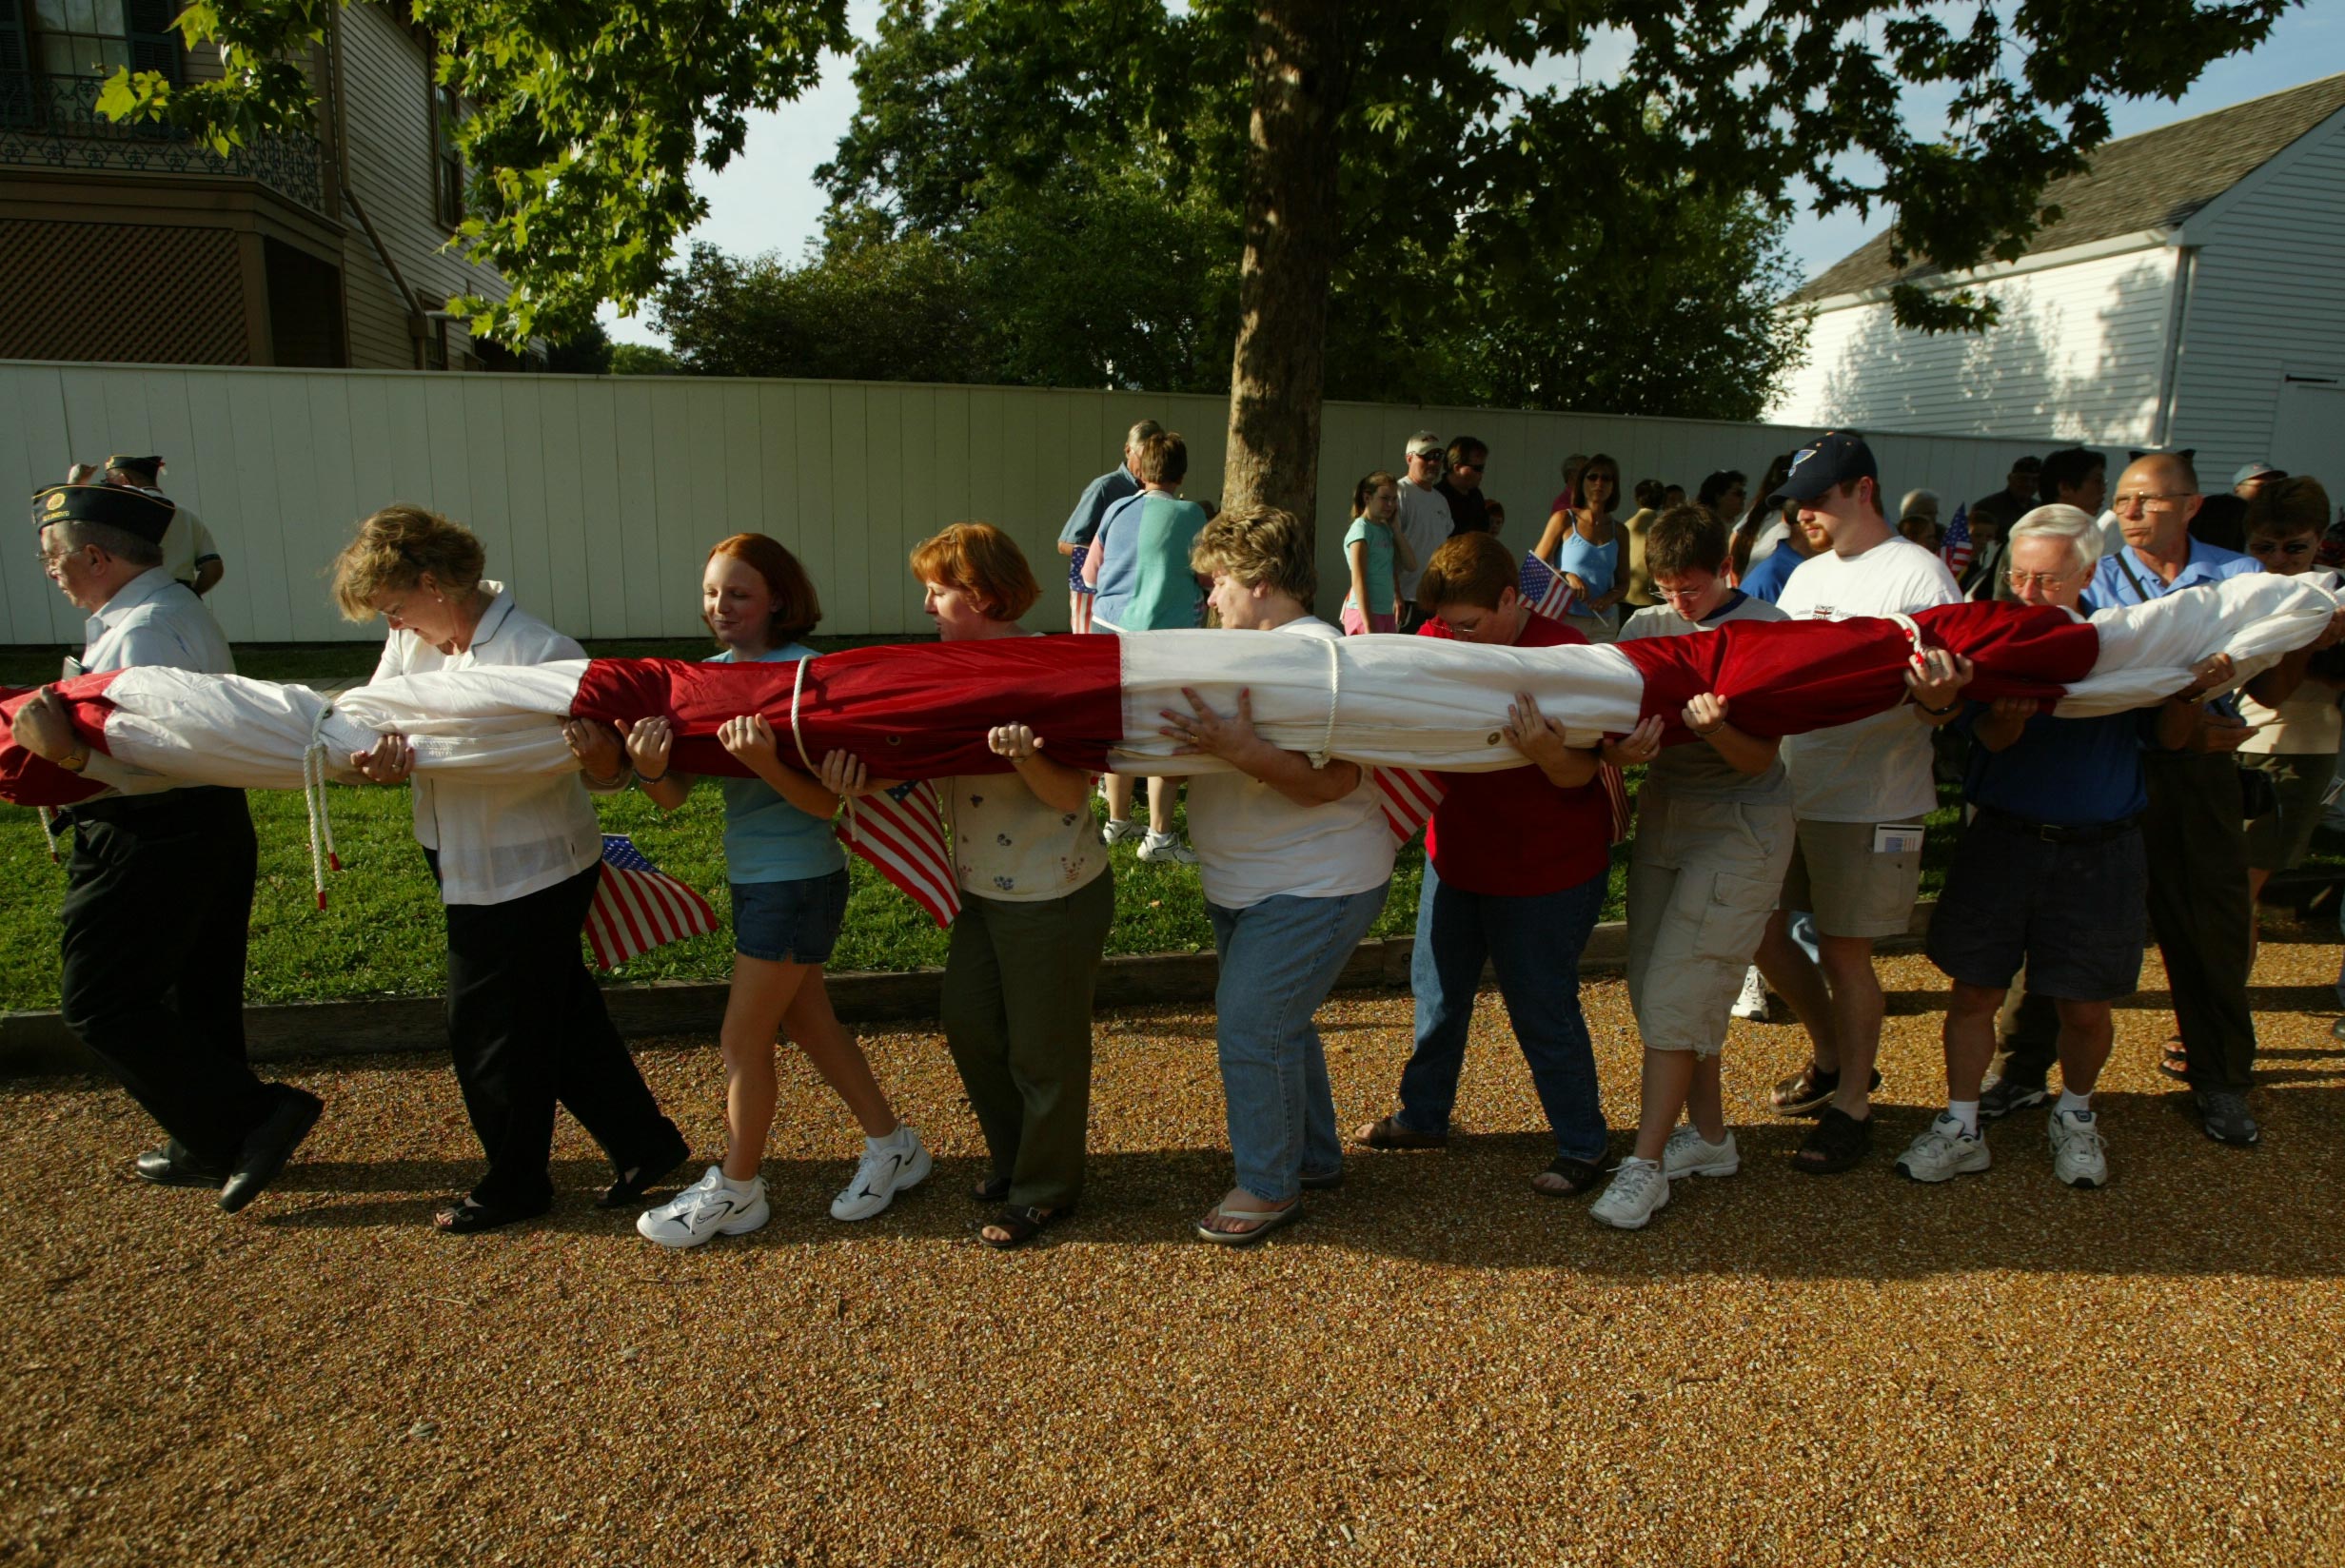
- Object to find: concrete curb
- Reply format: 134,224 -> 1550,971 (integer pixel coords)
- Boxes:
0,902 -> 1935,1078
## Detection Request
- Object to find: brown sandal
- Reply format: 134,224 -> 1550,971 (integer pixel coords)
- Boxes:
1531,1155 -> 1606,1197
1353,1115 -> 1448,1150
1769,1063 -> 1883,1117
2158,1037 -> 2189,1081
1793,1107 -> 1874,1175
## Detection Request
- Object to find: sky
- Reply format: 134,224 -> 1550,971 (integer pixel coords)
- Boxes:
601,1 -> 2341,348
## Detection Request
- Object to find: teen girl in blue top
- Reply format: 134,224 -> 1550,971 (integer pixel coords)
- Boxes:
622,534 -> 929,1247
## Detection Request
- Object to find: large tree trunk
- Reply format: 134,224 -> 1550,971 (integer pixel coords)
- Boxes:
1220,0 -> 1345,520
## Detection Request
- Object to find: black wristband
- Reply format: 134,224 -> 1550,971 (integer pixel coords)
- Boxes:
1919,700 -> 1959,717
636,767 -> 668,785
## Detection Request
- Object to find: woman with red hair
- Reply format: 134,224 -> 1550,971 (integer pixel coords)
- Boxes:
888,522 -> 1113,1248
624,533 -> 931,1247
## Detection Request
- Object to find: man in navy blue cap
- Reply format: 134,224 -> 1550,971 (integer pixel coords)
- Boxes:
10,483 -> 321,1213
1749,432 -> 1969,1173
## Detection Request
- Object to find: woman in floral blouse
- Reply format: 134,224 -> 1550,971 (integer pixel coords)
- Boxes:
898,523 -> 1113,1247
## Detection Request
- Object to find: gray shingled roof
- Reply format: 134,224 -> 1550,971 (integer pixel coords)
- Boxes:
1795,72 -> 2345,303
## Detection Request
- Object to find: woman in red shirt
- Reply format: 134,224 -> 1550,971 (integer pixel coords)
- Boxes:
1353,534 -> 1661,1195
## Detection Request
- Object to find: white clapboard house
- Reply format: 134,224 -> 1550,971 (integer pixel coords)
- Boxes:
1768,72 -> 2345,480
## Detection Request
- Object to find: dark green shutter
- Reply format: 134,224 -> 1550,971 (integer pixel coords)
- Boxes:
125,0 -> 183,86
0,0 -> 30,129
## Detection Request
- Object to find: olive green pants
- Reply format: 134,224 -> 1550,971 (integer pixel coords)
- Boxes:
939,871 -> 1114,1210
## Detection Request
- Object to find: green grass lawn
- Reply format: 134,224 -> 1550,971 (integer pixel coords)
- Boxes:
0,772 -> 1967,1012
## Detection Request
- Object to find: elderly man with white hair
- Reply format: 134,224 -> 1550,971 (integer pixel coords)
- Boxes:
1898,505 -> 2226,1189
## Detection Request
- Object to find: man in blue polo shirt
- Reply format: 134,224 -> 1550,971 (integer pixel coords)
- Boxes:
1899,506 -> 2224,1187
2082,451 -> 2263,1146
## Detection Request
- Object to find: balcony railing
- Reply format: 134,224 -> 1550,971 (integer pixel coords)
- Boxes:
0,72 -> 325,215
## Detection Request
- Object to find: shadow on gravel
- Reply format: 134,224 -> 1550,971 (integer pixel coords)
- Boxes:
238,1079 -> 2345,1280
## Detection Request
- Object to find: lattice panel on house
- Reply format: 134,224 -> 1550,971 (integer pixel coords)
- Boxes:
0,219 -> 248,363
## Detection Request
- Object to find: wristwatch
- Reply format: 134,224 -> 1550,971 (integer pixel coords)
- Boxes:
56,744 -> 89,774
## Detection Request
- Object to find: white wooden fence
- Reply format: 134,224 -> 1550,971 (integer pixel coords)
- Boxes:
0,360 -> 2066,646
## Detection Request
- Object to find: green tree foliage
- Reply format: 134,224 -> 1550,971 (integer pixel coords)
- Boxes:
792,0 -> 1806,418
101,0 -> 850,343
109,0 -> 2295,414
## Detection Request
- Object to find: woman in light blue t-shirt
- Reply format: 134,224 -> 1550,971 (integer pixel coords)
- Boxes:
621,534 -> 931,1248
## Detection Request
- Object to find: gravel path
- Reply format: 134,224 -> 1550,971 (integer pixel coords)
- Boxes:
4,941 -> 2341,1565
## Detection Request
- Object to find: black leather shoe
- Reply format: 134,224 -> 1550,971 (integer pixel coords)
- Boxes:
135,1139 -> 224,1188
597,1123 -> 691,1209
219,1086 -> 324,1214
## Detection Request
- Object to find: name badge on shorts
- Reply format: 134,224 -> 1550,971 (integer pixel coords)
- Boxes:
1873,824 -> 1923,855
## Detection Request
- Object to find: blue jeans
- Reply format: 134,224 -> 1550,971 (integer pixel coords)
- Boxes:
1397,861 -> 1608,1162
1207,883 -> 1391,1203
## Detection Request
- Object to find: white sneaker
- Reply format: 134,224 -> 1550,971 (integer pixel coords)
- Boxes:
1729,966 -> 1770,1021
830,1127 -> 933,1222
1662,1126 -> 1740,1179
1589,1157 -> 1671,1230
637,1165 -> 770,1248
2049,1107 -> 2109,1189
1895,1113 -> 1992,1183
1100,817 -> 1145,847
1137,833 -> 1200,865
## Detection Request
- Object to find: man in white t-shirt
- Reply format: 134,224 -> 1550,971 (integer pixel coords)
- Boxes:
1395,432 -> 1451,632
1752,432 -> 1970,1175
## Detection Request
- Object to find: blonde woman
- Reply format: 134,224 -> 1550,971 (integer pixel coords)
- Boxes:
330,506 -> 687,1234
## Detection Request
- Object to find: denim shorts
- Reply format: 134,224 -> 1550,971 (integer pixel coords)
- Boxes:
730,869 -> 850,965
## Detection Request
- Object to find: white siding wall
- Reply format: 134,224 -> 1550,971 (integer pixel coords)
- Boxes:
0,363 -> 2060,646
2166,117 -> 2345,479
1769,246 -> 2178,446
335,4 -> 511,370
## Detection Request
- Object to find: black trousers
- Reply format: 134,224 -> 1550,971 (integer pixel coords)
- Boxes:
2000,752 -> 2256,1091
58,788 -> 271,1170
438,857 -> 680,1211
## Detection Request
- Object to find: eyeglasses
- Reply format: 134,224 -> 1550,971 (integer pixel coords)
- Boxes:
2110,491 -> 2192,515
2252,538 -> 2317,556
1409,450 -> 1441,462
2004,569 -> 2078,590
1452,460 -> 1485,473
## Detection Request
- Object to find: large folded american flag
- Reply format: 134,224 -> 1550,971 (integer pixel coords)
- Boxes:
586,834 -> 719,969
1518,552 -> 1578,620
1941,502 -> 1973,578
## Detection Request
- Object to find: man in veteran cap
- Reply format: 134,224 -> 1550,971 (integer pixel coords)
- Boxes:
10,483 -> 320,1212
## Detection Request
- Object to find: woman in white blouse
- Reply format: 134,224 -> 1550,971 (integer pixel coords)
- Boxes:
1159,506 -> 1398,1245
330,506 -> 687,1234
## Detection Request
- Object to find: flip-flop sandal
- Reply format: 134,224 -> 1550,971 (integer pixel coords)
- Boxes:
1299,1166 -> 1344,1190
1194,1201 -> 1302,1245
1793,1107 -> 1875,1176
2158,1038 -> 2189,1081
977,1204 -> 1068,1250
1353,1115 -> 1448,1150
1531,1155 -> 1606,1198
970,1174 -> 1012,1205
433,1195 -> 548,1235
1770,1063 -> 1884,1117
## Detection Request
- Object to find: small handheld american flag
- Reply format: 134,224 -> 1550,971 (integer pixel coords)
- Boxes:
838,779 -> 961,927
585,834 -> 719,969
1068,545 -> 1095,635
1940,502 -> 1973,578
1518,552 -> 1578,620
1372,762 -> 1632,847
